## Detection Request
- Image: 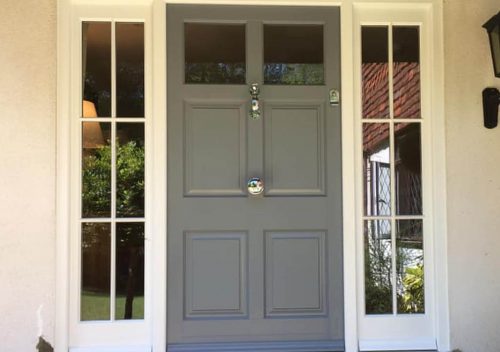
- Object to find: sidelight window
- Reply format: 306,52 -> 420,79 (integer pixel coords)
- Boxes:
81,21 -> 145,321
362,25 -> 424,315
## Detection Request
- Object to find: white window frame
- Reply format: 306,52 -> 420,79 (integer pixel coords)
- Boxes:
353,3 -> 443,350
58,2 -> 155,351
56,1 -> 449,351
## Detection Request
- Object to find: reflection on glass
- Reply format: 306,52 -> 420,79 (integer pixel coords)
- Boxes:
264,25 -> 324,85
116,223 -> 145,320
395,123 -> 422,215
82,22 -> 111,117
393,26 -> 421,119
116,23 -> 144,117
362,26 -> 389,119
363,123 -> 391,216
364,220 -> 392,314
81,223 -> 111,321
185,23 -> 246,84
82,122 -> 111,218
116,123 -> 145,218
396,219 -> 424,314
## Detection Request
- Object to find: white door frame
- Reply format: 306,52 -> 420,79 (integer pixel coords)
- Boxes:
56,1 -> 449,351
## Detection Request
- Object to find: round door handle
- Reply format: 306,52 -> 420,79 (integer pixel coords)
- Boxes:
247,177 -> 264,195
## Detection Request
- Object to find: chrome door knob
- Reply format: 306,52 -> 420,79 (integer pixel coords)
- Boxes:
247,177 -> 264,195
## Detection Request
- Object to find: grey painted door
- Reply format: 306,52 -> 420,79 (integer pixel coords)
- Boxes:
167,4 -> 342,346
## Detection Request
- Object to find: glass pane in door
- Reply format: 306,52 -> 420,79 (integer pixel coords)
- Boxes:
264,24 -> 324,85
185,23 -> 246,84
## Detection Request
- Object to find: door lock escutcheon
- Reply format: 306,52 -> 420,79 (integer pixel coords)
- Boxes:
249,83 -> 261,120
329,89 -> 340,106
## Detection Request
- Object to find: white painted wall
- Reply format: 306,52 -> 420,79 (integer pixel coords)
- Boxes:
444,1 -> 500,351
0,0 -> 56,351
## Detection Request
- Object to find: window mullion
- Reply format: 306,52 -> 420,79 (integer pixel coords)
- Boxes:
387,23 -> 398,316
110,20 -> 117,322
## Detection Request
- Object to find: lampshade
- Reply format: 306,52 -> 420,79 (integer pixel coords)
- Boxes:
82,100 -> 104,148
83,100 -> 98,118
483,12 -> 500,78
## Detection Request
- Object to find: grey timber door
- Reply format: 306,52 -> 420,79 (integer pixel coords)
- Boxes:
167,4 -> 343,348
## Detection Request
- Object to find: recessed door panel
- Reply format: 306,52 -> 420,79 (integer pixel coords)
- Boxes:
184,231 -> 248,318
264,102 -> 325,196
184,100 -> 246,196
265,231 -> 327,317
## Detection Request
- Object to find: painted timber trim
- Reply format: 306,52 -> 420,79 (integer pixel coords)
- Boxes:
70,347 -> 151,352
359,338 -> 437,351
167,340 -> 344,352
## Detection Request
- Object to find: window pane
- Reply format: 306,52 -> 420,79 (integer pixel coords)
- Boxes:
116,23 -> 145,117
264,25 -> 324,85
116,123 -> 145,218
393,26 -> 421,119
363,123 -> 391,216
81,223 -> 111,321
362,26 -> 389,119
115,223 -> 145,320
364,220 -> 393,314
82,22 -> 111,118
185,23 -> 246,84
395,123 -> 422,215
396,219 -> 424,314
82,122 -> 111,218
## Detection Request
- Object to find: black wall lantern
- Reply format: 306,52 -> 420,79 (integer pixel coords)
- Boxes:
483,11 -> 500,78
482,12 -> 500,129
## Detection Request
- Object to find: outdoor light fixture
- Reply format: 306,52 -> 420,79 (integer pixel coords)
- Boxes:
482,88 -> 500,129
482,12 -> 500,129
483,11 -> 500,78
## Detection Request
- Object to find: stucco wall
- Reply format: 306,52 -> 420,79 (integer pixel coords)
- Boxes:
444,0 -> 500,351
0,0 -> 56,351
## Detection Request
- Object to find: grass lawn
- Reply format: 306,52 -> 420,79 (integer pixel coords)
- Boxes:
81,290 -> 144,321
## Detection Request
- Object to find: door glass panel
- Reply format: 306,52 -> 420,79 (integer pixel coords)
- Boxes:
264,24 -> 324,85
115,222 -> 145,320
82,22 -> 111,118
396,219 -> 424,314
82,122 -> 112,218
363,123 -> 391,216
116,23 -> 144,117
395,123 -> 422,215
393,26 -> 421,119
362,26 -> 389,119
364,220 -> 393,314
185,23 -> 246,84
116,123 -> 145,218
81,222 -> 111,321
